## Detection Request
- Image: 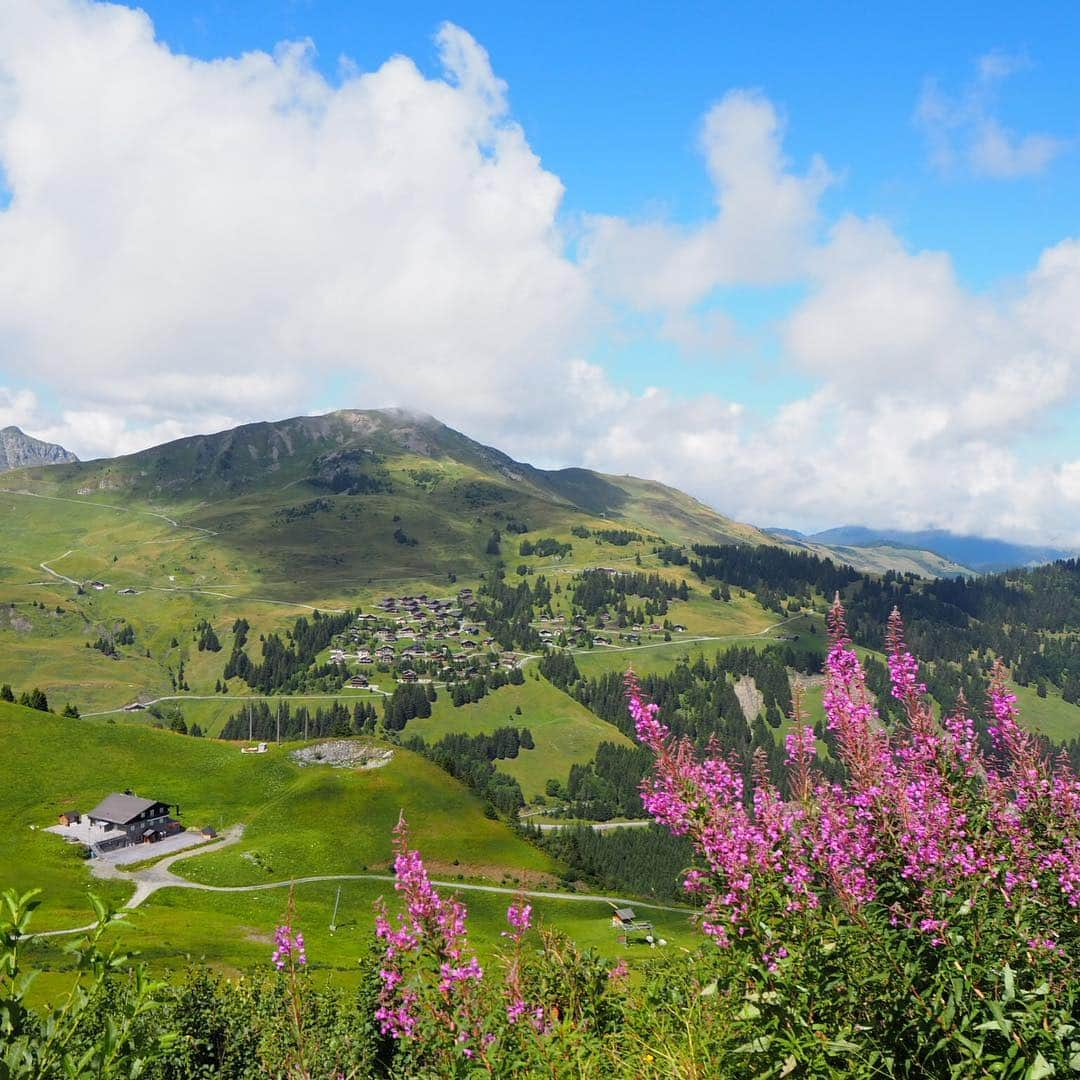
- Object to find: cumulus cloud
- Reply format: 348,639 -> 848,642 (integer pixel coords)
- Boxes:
1,4 -> 1080,545
916,51 -> 1067,178
582,90 -> 832,312
0,2 -> 589,452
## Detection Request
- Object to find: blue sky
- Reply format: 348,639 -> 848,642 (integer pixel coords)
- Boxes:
136,1 -> 1078,280
0,1 -> 1078,541
134,0 -> 1080,422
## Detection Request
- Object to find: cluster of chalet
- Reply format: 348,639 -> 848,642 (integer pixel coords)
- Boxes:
58,792 -> 182,853
535,611 -> 687,647
327,588 -> 517,685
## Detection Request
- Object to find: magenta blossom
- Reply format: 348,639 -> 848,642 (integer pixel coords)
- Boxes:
629,601 -> 1080,960
271,923 -> 306,970
374,814 -> 485,1047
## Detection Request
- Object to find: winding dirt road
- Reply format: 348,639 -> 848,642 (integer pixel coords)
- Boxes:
30,824 -> 689,939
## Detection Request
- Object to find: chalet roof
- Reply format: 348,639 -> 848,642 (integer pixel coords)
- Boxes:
613,906 -> 637,921
87,793 -> 163,825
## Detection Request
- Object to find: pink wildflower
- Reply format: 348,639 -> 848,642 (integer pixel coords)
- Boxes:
504,900 -> 532,939
374,814 -> 484,1044
630,599 -> 1080,953
886,607 -> 926,703
271,923 -> 306,970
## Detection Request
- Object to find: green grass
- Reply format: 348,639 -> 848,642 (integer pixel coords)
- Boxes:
572,635 -> 764,679
0,701 -> 554,931
23,876 -> 697,1005
405,677 -> 631,799
111,691 -> 389,738
1009,681 -> 1080,742
176,747 -> 554,887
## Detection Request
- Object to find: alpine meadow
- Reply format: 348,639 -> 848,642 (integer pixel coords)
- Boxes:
2,3 -> 1080,1078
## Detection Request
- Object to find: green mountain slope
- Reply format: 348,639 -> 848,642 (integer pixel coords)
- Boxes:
2,409 -> 771,589
780,537 -> 975,578
3,407 -> 971,580
0,700 -> 555,930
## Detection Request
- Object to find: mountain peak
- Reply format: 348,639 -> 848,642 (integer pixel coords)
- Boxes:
0,426 -> 78,472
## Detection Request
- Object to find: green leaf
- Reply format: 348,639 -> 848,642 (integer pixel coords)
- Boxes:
734,1036 -> 773,1053
825,1039 -> 860,1054
699,980 -> 718,997
1029,1051 -> 1055,1079
1002,964 -> 1015,1003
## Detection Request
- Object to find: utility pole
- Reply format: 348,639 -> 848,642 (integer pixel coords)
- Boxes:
276,706 -> 280,746
330,885 -> 341,933
247,703 -> 252,742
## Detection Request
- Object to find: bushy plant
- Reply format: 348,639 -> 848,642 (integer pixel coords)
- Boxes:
5,604 -> 1078,1076
0,889 -> 175,1078
624,600 -> 1079,1076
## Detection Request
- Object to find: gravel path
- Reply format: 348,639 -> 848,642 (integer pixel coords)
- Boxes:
29,824 -> 688,938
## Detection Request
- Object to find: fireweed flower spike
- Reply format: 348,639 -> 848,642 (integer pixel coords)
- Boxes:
374,813 -> 491,1061
271,923 -> 307,970
503,896 -> 541,1027
629,602 -> 1080,960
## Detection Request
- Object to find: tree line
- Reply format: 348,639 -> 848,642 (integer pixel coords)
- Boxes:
223,609 -> 357,694
219,699 -> 379,740
522,821 -> 694,901
571,570 -> 687,616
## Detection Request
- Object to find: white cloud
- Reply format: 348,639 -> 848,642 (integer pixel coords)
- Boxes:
0,1 -> 590,452
1,5 -> 1079,546
915,52 -> 1067,178
0,387 -> 40,430
581,90 -> 832,310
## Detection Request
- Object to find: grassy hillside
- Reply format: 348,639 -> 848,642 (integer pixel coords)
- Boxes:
405,676 -> 633,800
0,702 -> 555,931
8,697 -> 695,997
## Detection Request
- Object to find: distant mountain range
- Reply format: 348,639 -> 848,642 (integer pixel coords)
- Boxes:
770,525 -> 1073,575
0,426 -> 78,472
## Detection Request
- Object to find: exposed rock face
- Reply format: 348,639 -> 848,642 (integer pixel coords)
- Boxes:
0,426 -> 78,472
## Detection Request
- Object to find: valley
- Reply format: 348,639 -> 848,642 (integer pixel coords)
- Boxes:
3,408 -> 1079,1000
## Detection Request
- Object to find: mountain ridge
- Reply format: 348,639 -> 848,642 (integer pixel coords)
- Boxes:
5,407 -> 973,578
0,426 -> 78,472
777,525 -> 1073,574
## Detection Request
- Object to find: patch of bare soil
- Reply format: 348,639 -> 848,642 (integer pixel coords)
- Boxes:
734,675 -> 763,721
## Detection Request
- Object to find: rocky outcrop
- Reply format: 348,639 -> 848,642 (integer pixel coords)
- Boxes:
0,426 -> 78,471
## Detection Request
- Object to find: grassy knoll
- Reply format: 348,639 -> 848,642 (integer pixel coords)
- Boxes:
661,588 -> 774,636
1004,681 -> 1080,742
0,702 -> 554,932
572,636 -> 767,679
404,677 -> 632,799
175,749 -> 555,887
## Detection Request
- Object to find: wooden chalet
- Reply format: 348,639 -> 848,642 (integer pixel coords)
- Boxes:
86,792 -> 180,850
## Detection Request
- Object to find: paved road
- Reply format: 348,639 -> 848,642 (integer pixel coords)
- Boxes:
81,688 -> 389,719
30,824 -> 689,939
